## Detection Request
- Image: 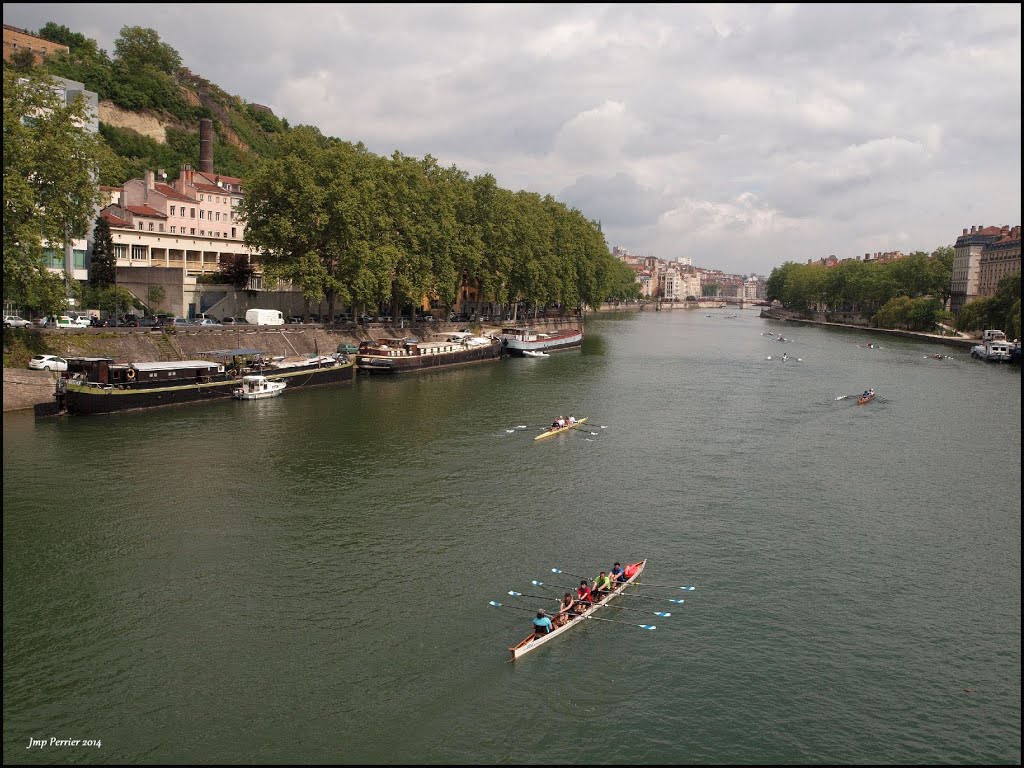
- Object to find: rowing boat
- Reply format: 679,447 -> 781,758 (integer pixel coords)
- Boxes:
857,392 -> 876,405
508,559 -> 646,660
534,417 -> 587,441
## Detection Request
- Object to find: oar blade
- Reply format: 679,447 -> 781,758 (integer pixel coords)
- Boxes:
531,580 -> 544,587
551,568 -> 562,574
508,591 -> 522,597
654,611 -> 671,618
639,624 -> 656,630
669,599 -> 685,604
489,600 -> 502,608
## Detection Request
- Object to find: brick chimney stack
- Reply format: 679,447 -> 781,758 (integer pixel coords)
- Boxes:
199,118 -> 214,174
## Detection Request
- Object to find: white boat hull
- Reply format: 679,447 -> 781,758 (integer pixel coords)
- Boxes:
509,559 -> 647,660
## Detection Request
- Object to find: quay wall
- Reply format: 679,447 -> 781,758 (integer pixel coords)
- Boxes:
2,319 -> 580,412
759,308 -> 978,350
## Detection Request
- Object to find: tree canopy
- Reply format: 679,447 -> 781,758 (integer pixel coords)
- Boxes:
240,128 -> 625,320
3,66 -> 105,313
766,248 -> 956,330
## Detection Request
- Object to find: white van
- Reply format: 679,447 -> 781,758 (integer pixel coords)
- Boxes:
245,309 -> 285,326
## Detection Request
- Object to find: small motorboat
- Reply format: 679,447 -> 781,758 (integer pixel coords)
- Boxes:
233,375 -> 287,400
522,350 -> 549,358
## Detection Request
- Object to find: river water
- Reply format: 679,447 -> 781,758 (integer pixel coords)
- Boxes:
3,310 -> 1020,764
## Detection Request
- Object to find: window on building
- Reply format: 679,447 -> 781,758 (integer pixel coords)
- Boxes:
170,226 -> 176,234
138,222 -> 143,230
200,210 -> 204,220
231,227 -> 236,238
190,228 -> 195,235
216,212 -> 220,221
200,194 -> 204,201
148,222 -> 154,231
159,223 -> 164,232
190,208 -> 196,218
170,206 -> 176,216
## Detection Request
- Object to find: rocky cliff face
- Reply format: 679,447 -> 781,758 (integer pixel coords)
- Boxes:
98,101 -> 173,143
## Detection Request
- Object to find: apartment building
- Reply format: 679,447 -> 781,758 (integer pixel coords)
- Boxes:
951,225 -> 1005,315
3,24 -> 68,64
977,225 -> 1021,299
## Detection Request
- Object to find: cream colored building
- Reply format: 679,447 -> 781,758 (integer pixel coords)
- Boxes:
977,226 -> 1021,299
951,225 -> 1006,315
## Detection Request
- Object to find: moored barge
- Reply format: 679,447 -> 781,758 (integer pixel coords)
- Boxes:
53,352 -> 354,416
356,335 -> 502,374
500,327 -> 583,356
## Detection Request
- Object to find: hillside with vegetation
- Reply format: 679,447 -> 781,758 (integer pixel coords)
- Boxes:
27,22 -> 289,183
4,21 -> 640,321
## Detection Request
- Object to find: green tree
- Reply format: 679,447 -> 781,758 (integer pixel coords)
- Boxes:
113,26 -> 182,75
217,254 -> 255,289
3,67 -> 103,311
9,48 -> 37,71
146,284 -> 165,314
88,216 -> 116,288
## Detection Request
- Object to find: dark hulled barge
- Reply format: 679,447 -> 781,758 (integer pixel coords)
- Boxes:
356,335 -> 502,374
52,352 -> 354,416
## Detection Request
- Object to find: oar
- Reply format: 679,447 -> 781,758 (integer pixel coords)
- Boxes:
508,591 -> 671,618
488,601 -> 655,630
531,579 -> 686,605
551,569 -> 697,591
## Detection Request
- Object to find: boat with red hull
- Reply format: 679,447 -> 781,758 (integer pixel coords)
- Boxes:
500,327 -> 583,356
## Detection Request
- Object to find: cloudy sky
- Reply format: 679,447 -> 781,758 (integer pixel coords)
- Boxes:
5,4 -> 1021,274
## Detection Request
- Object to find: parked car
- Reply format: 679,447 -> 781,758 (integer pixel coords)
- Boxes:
46,316 -> 77,329
137,317 -> 160,328
28,354 -> 68,372
4,315 -> 31,328
287,315 -> 304,324
221,316 -> 238,324
193,313 -> 215,323
196,318 -> 222,327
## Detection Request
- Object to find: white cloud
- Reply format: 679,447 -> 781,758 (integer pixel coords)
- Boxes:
2,2 -> 1019,274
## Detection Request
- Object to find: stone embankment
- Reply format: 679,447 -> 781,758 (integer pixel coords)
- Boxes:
2,319 -> 578,412
759,307 -> 978,349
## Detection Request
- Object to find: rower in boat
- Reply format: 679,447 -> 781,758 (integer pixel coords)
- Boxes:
576,580 -> 594,607
592,571 -> 613,601
611,562 -> 628,583
553,593 -> 576,627
531,609 -> 553,639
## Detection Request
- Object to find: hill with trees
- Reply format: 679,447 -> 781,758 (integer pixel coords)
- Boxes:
3,21 -> 640,319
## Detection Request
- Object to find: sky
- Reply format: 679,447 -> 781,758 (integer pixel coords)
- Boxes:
4,3 -> 1021,275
